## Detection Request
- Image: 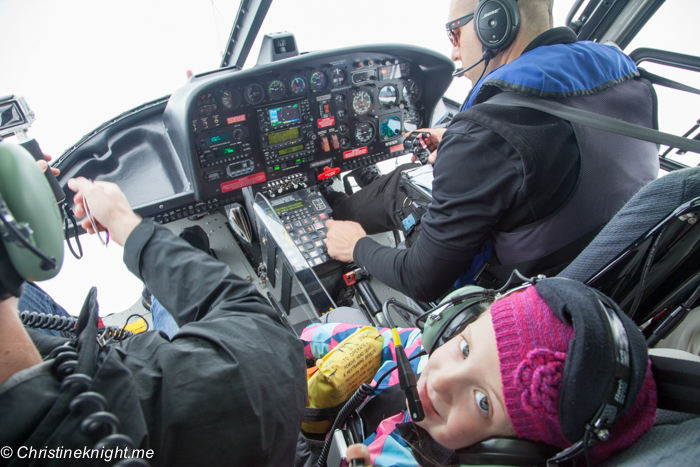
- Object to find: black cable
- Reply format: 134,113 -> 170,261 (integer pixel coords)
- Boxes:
314,351 -> 427,466
19,310 -> 135,341
122,313 -> 149,333
63,203 -> 84,260
316,383 -> 374,467
582,427 -> 592,467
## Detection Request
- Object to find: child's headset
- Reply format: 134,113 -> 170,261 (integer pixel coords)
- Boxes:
0,141 -> 64,299
417,277 -> 647,466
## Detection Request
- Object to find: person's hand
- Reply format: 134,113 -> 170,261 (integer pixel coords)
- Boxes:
346,443 -> 372,466
325,219 -> 367,263
409,127 -> 446,164
36,153 -> 60,177
67,177 -> 142,246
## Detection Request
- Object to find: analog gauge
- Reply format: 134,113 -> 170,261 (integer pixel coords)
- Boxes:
244,83 -> 264,105
380,115 -> 402,140
335,93 -> 346,106
290,76 -> 307,95
310,71 -> 327,91
339,136 -> 351,148
221,89 -> 241,110
403,109 -> 422,132
338,123 -> 349,134
402,79 -> 422,104
378,85 -> 398,106
352,90 -> 373,115
354,121 -> 375,145
331,68 -> 346,87
268,79 -> 287,100
337,108 -> 347,119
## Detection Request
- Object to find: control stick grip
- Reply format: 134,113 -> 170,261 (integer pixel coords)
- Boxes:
20,138 -> 66,203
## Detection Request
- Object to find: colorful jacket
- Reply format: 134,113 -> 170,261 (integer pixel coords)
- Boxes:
301,322 -> 427,466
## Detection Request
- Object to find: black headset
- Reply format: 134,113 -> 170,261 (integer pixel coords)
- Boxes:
0,141 -> 64,299
417,277 -> 646,466
474,0 -> 521,52
452,0 -> 521,78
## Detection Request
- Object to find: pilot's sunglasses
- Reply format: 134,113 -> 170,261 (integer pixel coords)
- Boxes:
446,12 -> 475,46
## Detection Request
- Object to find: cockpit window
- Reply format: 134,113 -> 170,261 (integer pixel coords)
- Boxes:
626,0 -> 700,168
243,0 -> 582,105
0,0 -> 242,157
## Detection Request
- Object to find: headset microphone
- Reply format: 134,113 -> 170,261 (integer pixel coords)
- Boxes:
452,49 -> 495,78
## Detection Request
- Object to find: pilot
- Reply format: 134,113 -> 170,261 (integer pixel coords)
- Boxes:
0,141 -> 307,466
324,0 -> 659,302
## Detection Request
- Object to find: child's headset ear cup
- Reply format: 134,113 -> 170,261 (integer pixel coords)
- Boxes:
421,285 -> 491,355
0,141 -> 64,284
474,0 -> 521,52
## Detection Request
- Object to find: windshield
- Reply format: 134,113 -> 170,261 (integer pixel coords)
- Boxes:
2,0 -> 697,315
1,0 -> 242,158
242,0 -> 580,104
1,0 -> 580,159
625,0 -> 700,167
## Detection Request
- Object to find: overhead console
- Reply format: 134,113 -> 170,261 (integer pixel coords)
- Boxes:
164,44 -> 453,202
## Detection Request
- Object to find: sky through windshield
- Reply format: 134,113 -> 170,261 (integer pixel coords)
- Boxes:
1,0 -> 698,315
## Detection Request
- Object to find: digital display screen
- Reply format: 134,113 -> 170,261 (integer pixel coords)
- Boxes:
269,103 -> 301,127
274,201 -> 304,214
278,144 -> 304,156
212,144 -> 241,159
267,127 -> 300,146
206,132 -> 232,147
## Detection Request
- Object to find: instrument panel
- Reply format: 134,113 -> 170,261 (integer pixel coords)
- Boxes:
164,45 -> 454,202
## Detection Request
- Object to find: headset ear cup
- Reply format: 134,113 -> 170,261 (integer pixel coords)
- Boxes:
474,0 -> 521,52
421,285 -> 490,355
0,142 -> 64,286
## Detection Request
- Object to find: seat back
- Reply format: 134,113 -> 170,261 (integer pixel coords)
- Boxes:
559,167 -> 700,326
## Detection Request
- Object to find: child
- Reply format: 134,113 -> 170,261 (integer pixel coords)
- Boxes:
300,278 -> 657,466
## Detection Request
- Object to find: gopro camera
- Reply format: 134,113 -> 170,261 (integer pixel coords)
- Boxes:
0,95 -> 35,137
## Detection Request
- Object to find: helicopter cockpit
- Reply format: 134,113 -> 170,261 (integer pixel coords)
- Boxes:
2,0 -> 700,466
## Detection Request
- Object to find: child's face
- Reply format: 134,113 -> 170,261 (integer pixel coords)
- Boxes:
415,310 -> 515,449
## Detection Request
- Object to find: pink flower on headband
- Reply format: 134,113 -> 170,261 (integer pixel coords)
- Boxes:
516,349 -> 567,416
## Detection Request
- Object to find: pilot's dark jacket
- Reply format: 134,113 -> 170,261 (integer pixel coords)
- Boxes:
333,28 -> 659,301
0,219 -> 307,466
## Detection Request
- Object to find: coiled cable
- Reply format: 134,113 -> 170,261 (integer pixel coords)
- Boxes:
53,343 -> 150,466
316,383 -> 374,467
19,310 -> 135,341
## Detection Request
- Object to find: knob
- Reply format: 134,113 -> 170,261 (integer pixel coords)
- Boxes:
306,132 -> 317,141
232,129 -> 244,140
